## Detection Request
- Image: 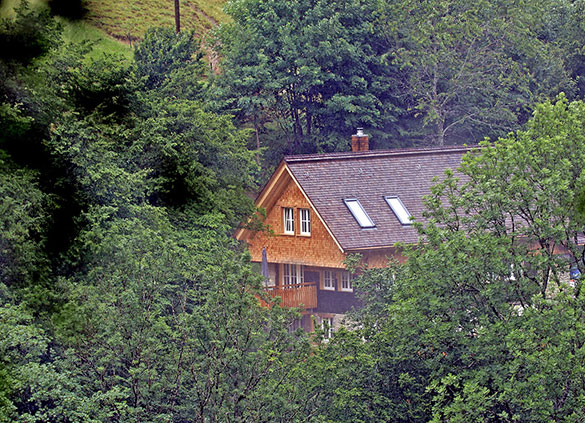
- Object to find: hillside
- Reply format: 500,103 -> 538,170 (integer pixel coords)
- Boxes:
83,0 -> 228,44
1,0 -> 229,59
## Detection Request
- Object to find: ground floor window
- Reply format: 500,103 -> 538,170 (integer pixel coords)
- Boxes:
321,317 -> 334,339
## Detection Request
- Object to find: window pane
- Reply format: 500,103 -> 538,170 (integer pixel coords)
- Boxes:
385,196 -> 412,225
322,317 -> 334,339
344,199 -> 375,228
284,208 -> 294,233
300,209 -> 311,234
324,271 -> 334,290
341,271 -> 353,291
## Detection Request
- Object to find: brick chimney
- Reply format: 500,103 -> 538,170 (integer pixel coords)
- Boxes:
351,128 -> 369,152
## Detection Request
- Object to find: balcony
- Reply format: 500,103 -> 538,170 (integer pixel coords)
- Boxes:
263,282 -> 317,309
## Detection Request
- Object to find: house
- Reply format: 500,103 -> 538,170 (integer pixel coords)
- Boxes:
235,130 -> 469,334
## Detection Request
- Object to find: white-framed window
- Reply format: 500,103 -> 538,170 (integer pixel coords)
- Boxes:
323,270 -> 335,290
283,264 -> 304,286
385,196 -> 412,225
344,199 -> 375,228
321,317 -> 334,339
299,208 -> 311,235
283,207 -> 294,234
340,271 -> 353,292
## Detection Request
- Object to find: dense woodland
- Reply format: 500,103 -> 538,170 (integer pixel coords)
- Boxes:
2,0 -> 585,421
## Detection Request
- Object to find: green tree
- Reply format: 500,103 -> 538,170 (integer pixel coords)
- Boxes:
333,96 -> 585,422
0,0 -> 60,65
214,0 -> 400,153
47,109 -> 311,422
0,298 -> 113,422
0,160 -> 52,291
380,0 -> 574,146
134,27 -> 204,100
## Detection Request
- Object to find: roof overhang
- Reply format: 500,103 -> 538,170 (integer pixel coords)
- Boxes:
235,161 -> 346,253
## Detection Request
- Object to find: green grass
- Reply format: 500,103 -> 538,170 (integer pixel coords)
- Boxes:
59,18 -> 132,60
83,0 -> 229,43
0,0 -> 48,17
1,0 -> 132,61
2,0 -> 229,59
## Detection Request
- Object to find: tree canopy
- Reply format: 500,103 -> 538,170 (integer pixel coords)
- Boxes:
306,96 -> 585,422
3,0 -> 585,421
212,0 -> 584,166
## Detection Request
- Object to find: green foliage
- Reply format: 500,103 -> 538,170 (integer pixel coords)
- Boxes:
47,95 -> 308,420
213,0 -> 400,153
134,96 -> 256,222
0,8 -> 306,420
6,0 -> 585,420
330,96 -> 585,422
0,0 -> 60,64
0,103 -> 33,144
134,27 -> 204,98
0,159 -> 52,290
48,44 -> 137,118
381,0 -> 574,146
216,0 -> 583,154
0,302 -> 103,422
54,205 -> 310,421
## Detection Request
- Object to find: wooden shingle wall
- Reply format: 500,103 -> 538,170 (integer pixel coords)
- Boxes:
247,176 -> 348,268
360,247 -> 407,268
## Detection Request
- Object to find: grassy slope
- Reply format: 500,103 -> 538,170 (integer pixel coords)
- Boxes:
84,0 -> 228,44
1,0 -> 229,60
1,0 -> 133,59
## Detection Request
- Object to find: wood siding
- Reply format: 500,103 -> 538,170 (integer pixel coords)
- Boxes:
358,247 -> 407,268
264,283 -> 318,309
247,174 -> 348,268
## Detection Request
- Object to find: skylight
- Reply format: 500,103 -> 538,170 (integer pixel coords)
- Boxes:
385,196 -> 412,225
344,199 -> 375,228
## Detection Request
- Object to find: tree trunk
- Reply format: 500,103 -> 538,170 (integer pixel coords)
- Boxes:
431,58 -> 444,146
174,0 -> 181,33
436,116 -> 445,146
291,106 -> 303,148
254,115 -> 261,165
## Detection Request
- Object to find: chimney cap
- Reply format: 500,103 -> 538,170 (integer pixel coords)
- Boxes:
354,127 -> 366,137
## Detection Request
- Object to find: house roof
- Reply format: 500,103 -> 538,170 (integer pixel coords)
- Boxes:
283,145 -> 471,251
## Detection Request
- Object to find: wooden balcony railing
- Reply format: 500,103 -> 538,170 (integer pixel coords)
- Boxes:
263,282 -> 317,309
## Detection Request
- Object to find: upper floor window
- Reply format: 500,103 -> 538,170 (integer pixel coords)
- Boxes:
344,199 -> 375,228
340,271 -> 353,292
323,270 -> 335,290
283,264 -> 304,286
283,207 -> 294,234
299,208 -> 311,235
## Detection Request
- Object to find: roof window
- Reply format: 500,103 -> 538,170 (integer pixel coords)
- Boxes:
385,196 -> 412,225
344,199 -> 375,228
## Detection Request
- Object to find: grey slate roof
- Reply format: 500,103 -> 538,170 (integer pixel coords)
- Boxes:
285,145 -> 470,251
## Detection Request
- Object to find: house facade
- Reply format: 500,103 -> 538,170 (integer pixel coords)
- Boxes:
236,131 -> 469,333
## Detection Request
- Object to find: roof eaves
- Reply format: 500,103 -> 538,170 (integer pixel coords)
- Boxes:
284,144 -> 475,164
235,160 -> 287,241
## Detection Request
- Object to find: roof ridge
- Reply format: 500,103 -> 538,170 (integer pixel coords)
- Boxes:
284,144 -> 476,163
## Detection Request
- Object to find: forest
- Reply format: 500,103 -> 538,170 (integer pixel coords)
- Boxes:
2,0 -> 585,421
